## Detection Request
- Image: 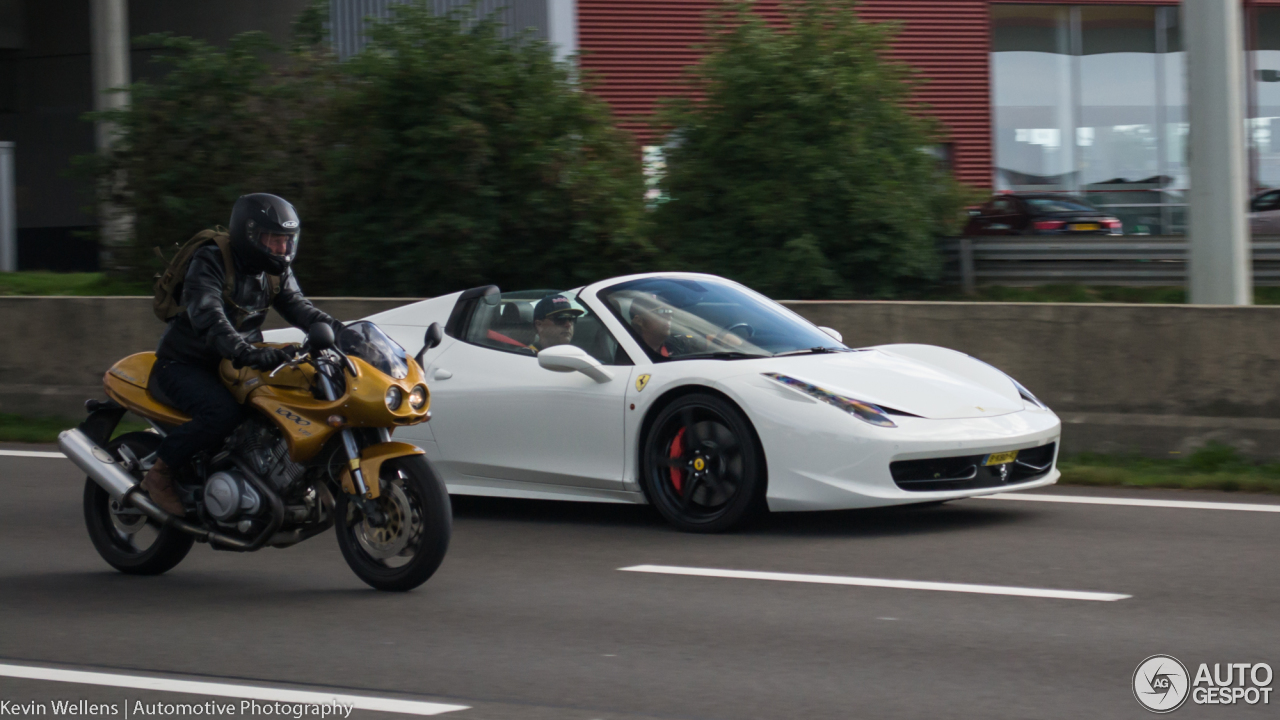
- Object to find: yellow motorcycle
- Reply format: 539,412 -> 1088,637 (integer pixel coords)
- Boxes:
59,321 -> 450,592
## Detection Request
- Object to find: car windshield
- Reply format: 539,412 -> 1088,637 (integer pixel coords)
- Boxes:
1025,197 -> 1097,213
338,321 -> 409,379
599,277 -> 847,360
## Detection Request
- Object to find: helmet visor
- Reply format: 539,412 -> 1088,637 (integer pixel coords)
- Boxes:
256,230 -> 298,263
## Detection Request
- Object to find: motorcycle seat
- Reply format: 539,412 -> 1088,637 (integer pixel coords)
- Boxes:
103,353 -> 191,426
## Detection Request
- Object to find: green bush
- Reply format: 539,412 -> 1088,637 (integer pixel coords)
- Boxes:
80,1 -> 649,297
312,3 -> 650,296
649,0 -> 971,299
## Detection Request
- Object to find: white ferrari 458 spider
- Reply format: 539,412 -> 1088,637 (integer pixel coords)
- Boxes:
273,272 -> 1061,532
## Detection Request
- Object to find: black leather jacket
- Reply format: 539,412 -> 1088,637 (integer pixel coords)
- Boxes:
156,245 -> 337,369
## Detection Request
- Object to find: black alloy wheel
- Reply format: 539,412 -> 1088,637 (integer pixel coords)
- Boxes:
82,432 -> 195,575
335,455 -> 451,591
641,393 -> 766,533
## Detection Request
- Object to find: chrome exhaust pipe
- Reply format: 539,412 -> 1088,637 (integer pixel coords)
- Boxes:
58,428 -> 140,501
57,428 -> 253,550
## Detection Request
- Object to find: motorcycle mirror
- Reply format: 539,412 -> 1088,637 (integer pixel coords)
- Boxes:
416,322 -> 444,367
309,323 -> 335,350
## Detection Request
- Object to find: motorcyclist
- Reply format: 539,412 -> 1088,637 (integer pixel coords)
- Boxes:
139,193 -> 342,515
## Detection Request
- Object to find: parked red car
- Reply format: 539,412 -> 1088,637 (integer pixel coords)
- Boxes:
963,194 -> 1124,236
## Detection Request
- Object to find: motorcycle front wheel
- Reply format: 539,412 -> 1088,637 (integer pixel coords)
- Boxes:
335,455 -> 451,591
82,432 -> 194,575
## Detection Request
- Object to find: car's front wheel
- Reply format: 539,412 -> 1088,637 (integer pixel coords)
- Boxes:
641,393 -> 766,533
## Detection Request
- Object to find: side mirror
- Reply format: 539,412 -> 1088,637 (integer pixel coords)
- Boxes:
818,326 -> 843,343
309,323 -> 335,350
424,322 -> 444,350
416,322 -> 444,367
537,344 -> 613,383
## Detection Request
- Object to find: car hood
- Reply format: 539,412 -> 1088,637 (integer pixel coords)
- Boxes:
745,346 -> 1025,420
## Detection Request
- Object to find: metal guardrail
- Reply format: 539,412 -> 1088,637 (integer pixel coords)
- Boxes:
942,236 -> 1280,291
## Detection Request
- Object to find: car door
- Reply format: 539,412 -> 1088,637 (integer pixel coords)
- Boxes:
1250,191 -> 1280,235
422,292 -> 634,491
967,194 -> 1018,234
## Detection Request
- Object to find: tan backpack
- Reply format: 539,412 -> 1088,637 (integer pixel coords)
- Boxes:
152,227 -> 280,322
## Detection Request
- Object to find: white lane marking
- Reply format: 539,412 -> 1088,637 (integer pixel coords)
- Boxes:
980,492 -> 1280,513
619,565 -> 1130,602
0,663 -> 469,716
0,450 -> 66,458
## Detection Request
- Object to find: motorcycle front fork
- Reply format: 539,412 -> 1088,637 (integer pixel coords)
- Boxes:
318,369 -> 388,526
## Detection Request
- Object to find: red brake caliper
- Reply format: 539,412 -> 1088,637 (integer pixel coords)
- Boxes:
669,428 -> 686,493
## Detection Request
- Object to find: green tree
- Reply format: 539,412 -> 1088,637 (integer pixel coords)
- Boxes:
312,2 -> 650,296
649,0 -> 970,299
78,31 -> 338,282
80,1 -> 648,296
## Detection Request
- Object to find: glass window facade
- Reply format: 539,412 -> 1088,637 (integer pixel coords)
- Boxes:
992,5 -> 1185,234
1255,9 -> 1280,190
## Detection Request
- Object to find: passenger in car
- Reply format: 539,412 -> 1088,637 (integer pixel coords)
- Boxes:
529,295 -> 584,353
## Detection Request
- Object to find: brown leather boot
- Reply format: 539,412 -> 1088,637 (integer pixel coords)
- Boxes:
139,458 -> 185,516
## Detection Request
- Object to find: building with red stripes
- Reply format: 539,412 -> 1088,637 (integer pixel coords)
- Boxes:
576,1 -> 1280,235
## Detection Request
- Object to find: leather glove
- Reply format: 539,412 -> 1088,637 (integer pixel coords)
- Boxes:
235,346 -> 290,371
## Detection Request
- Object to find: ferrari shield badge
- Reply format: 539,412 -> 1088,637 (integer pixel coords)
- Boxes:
636,374 -> 651,392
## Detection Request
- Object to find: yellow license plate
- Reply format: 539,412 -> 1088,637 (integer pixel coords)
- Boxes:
984,450 -> 1018,466
1069,223 -> 1099,231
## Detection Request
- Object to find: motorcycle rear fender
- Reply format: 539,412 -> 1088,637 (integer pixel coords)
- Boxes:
339,441 -> 426,499
79,399 -> 128,446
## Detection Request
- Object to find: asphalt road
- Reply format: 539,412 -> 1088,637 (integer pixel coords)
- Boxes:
1,443 -> 1276,720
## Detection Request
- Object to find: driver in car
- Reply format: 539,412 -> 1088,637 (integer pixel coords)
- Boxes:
629,295 -> 698,358
630,295 -> 748,358
529,295 -> 584,353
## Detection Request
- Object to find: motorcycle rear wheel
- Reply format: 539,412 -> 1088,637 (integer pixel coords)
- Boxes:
335,455 -> 451,591
83,432 -> 194,575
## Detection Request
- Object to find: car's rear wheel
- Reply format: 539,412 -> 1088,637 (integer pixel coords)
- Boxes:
641,393 -> 765,533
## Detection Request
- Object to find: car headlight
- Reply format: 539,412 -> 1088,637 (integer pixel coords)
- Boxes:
763,373 -> 898,428
385,386 -> 403,411
409,384 -> 427,410
1010,377 -> 1046,409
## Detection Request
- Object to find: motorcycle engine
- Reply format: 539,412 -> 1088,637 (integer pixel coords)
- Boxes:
205,420 -> 310,528
204,470 -> 261,521
229,418 -> 308,494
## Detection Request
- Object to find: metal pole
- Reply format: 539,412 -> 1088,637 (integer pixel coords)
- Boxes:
90,0 -> 132,273
0,142 -> 14,273
959,237 -> 976,296
547,0 -> 578,64
1184,0 -> 1252,304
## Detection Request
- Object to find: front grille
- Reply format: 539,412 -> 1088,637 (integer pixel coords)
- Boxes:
890,442 -> 1056,492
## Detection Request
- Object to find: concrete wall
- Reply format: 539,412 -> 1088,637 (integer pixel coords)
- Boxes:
5,297 -> 1280,457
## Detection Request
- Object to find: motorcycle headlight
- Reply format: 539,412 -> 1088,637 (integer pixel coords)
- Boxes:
385,386 -> 403,411
409,385 -> 427,410
763,373 -> 898,428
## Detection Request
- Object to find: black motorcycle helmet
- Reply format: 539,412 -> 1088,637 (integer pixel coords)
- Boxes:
228,193 -> 300,275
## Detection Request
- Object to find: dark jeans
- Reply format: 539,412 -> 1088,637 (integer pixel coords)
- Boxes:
153,359 -> 244,468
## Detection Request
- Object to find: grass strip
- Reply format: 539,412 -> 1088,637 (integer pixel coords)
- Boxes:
0,414 -> 151,444
0,272 -> 152,296
1058,443 -> 1280,494
919,284 -> 1280,304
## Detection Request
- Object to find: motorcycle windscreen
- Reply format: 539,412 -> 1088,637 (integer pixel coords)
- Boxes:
339,321 -> 410,380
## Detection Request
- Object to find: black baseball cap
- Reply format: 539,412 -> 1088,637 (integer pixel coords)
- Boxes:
534,295 -> 584,320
